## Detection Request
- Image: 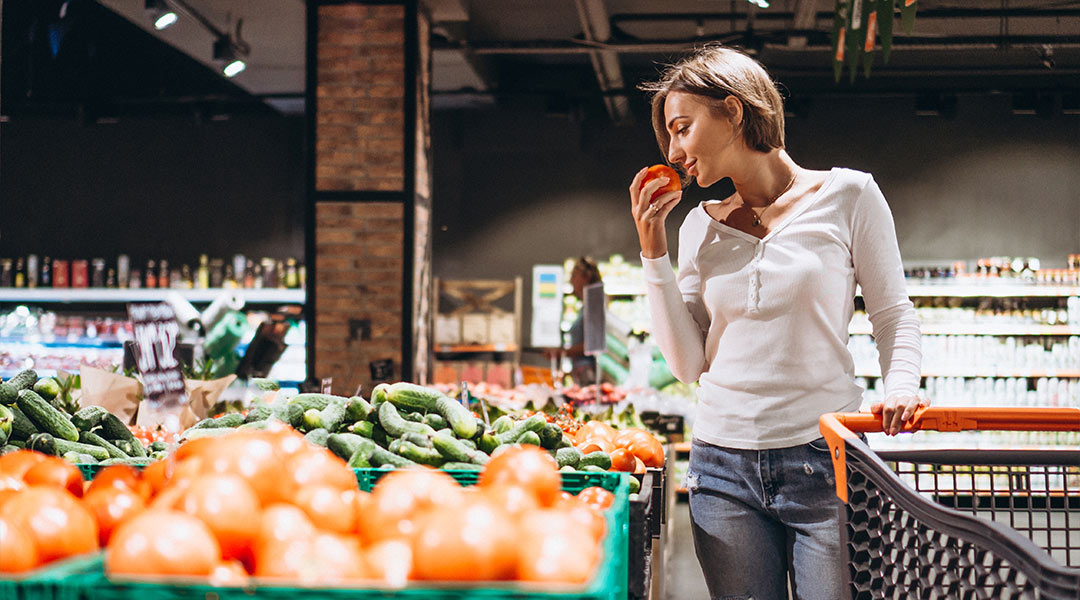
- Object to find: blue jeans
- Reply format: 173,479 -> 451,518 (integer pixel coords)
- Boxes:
686,437 -> 843,600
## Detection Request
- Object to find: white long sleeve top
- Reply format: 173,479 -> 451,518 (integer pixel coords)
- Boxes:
642,168 -> 922,449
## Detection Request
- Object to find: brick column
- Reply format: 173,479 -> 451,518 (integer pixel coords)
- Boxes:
307,1 -> 430,395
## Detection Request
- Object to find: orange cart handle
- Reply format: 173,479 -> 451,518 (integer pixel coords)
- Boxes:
818,406 -> 1080,503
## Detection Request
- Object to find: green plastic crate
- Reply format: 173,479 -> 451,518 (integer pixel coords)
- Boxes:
40,469 -> 630,600
0,553 -> 99,600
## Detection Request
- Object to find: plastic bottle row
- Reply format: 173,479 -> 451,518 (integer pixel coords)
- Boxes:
857,376 -> 1080,409
850,335 -> 1080,374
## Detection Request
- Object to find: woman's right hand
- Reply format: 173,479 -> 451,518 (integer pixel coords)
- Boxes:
629,167 -> 683,259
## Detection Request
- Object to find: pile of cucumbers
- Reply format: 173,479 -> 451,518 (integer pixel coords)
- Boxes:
0,369 -> 161,465
183,381 -> 615,473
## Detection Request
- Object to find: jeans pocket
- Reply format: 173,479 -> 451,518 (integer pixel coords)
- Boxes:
807,437 -> 831,454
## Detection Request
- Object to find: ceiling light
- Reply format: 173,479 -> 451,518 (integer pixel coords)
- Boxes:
746,0 -> 770,7
223,60 -> 246,78
213,34 -> 249,78
145,0 -> 178,31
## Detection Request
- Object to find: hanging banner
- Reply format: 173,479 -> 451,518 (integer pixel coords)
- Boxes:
128,302 -> 188,432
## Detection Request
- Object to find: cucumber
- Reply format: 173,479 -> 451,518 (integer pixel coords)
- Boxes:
79,430 -> 129,459
491,415 -> 514,434
269,394 -> 292,422
385,382 -> 442,412
556,446 -> 583,469
302,409 -> 324,432
434,396 -> 477,440
205,413 -> 245,429
244,403 -> 272,423
628,476 -> 642,495
371,424 -> 390,448
371,383 -> 391,405
33,378 -> 61,401
238,420 -> 270,431
579,451 -> 612,470
345,396 -> 374,422
400,432 -> 433,448
432,433 -> 489,465
253,378 -> 280,391
347,442 -> 376,468
304,428 -> 330,447
98,457 -> 155,467
369,445 -> 416,468
6,369 -> 38,392
348,420 -> 375,438
148,441 -> 167,453
180,428 -> 236,441
519,431 -> 542,446
63,451 -> 99,464
401,411 -> 424,423
319,398 -> 348,432
539,423 -> 563,449
496,414 -> 546,445
17,390 -> 79,442
377,401 -> 436,438
98,413 -> 143,456
287,403 -> 306,428
327,433 -> 372,461
29,433 -> 110,461
0,426 -> 7,447
581,464 -> 607,473
0,383 -> 18,406
72,406 -> 110,432
289,393 -> 344,413
421,413 -> 447,430
441,462 -> 482,471
396,441 -> 446,467
1,444 -> 21,455
556,434 -> 574,449
478,432 -> 500,455
0,404 -> 12,440
459,438 -> 477,451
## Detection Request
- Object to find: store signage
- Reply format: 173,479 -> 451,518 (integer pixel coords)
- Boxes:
530,265 -> 564,348
127,302 -> 188,432
583,282 -> 606,356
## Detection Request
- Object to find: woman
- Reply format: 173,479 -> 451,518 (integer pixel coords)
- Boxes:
629,45 -> 924,599
563,257 -> 603,382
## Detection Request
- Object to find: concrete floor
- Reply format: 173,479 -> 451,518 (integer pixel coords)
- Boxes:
663,500 -> 710,600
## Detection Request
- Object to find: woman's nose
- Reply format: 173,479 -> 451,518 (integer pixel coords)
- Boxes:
667,141 -> 684,165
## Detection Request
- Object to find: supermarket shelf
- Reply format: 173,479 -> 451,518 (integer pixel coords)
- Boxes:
0,337 -> 124,348
0,288 -> 305,304
850,324 -> 1080,336
899,283 -> 1080,298
857,369 -> 1080,378
435,344 -> 518,353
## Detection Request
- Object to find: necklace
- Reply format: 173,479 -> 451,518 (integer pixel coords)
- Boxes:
748,170 -> 798,227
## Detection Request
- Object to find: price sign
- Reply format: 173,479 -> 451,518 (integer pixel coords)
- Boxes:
128,302 -> 188,432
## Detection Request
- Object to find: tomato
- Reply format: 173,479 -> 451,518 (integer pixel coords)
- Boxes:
293,485 -> 358,535
633,456 -> 648,474
576,486 -> 615,511
411,497 -> 516,581
517,509 -> 599,584
82,486 -> 146,545
173,436 -> 219,462
87,465 -> 151,502
608,448 -> 637,473
178,474 -> 261,561
479,445 -> 561,507
641,164 -> 681,203
0,450 -> 48,480
0,515 -> 40,573
556,498 -> 607,543
5,485 -> 99,563
574,421 -> 617,445
578,437 -> 615,455
209,559 -> 250,587
107,509 -> 221,576
364,539 -> 413,586
255,504 -> 316,550
359,469 -> 464,544
254,532 -> 365,582
141,459 -> 172,496
622,431 -> 665,468
285,447 -> 357,495
0,474 -> 26,493
200,434 -> 285,506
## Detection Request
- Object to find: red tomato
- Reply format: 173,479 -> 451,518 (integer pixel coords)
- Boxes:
5,485 -> 99,563
87,465 -> 151,502
178,474 -> 261,561
608,448 -> 637,473
517,509 -> 600,584
364,540 -> 413,586
209,559 -> 250,587
0,450 -> 48,480
254,532 -> 365,582
411,497 -> 517,581
642,164 -> 681,203
82,486 -> 146,545
293,485 -> 358,535
0,515 -> 40,573
574,421 -> 617,445
106,509 -> 221,577
359,469 -> 464,544
576,486 -> 615,511
479,446 -> 562,508
622,431 -> 666,468
255,504 -> 316,551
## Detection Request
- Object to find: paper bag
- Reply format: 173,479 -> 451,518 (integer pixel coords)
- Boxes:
79,367 -> 142,425
183,376 -> 238,426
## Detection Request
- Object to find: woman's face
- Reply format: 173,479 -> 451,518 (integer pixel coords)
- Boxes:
663,92 -> 739,188
570,267 -> 588,299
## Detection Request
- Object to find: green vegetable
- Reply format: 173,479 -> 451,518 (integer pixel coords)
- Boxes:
253,378 -> 280,391
434,396 -> 477,440
491,415 -> 514,434
302,409 -> 324,432
269,394 -> 292,422
98,457 -> 155,467
238,420 -> 270,431
78,430 -> 129,459
0,383 -> 18,406
33,378 -> 62,401
6,369 -> 38,392
519,431 -> 542,446
496,414 -> 546,445
556,446 -> 583,469
348,421 -> 375,438
378,401 -> 436,438
289,393 -> 345,413
28,433 -> 110,461
478,432 -> 500,455
345,396 -> 374,422
63,451 -> 99,464
17,389 -> 79,442
396,441 -> 446,466
304,428 -> 330,447
0,404 -> 12,440
347,442 -> 376,468
371,383 -> 391,405
579,451 -> 612,470
539,422 -> 563,449
384,382 -> 442,413
287,403 -> 306,428
98,413 -> 144,456
441,462 -> 482,471
319,398 -> 348,432
327,433 -> 372,462
402,411 -> 424,423
181,428 -> 236,441
421,413 -> 447,430
72,406 -> 110,432
9,406 -> 38,442
369,445 -> 416,468
148,441 -> 167,453
581,464 -> 607,473
628,476 -> 641,495
244,403 -> 272,423
432,433 -> 489,465
191,413 -> 245,430
400,432 -> 433,448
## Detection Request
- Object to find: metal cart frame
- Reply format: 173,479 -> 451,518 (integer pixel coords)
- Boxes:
820,407 -> 1080,600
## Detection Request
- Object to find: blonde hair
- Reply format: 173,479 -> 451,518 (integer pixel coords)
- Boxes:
640,44 -> 786,158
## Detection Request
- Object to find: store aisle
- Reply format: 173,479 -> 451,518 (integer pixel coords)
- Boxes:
664,501 -> 710,599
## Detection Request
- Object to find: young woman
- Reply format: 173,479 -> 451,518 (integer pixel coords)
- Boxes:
629,45 -> 925,599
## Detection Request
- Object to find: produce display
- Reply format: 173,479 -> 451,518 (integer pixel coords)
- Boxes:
0,428 -> 621,591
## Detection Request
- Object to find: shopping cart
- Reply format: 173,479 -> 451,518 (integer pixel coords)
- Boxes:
819,407 -> 1080,600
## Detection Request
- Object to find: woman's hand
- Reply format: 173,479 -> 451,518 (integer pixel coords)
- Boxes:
871,395 -> 930,436
629,167 -> 683,259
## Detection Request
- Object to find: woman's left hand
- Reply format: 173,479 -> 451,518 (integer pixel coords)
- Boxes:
870,395 -> 930,436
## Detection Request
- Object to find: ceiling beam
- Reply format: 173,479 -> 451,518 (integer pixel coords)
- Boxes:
574,0 -> 633,124
788,0 -> 819,49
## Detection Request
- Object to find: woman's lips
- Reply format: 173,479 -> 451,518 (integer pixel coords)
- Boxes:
685,160 -> 697,176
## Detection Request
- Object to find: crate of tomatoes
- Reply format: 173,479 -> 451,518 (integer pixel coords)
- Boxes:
1,424 -> 630,600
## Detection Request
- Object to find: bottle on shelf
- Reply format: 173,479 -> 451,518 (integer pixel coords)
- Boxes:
158,260 -> 170,288
40,257 -> 52,288
209,258 -> 225,288
0,259 -> 12,287
26,254 -> 39,288
285,258 -> 298,289
14,257 -> 25,288
91,258 -> 106,288
145,260 -> 157,288
71,260 -> 88,288
181,264 -> 194,289
129,269 -> 142,289
243,260 -> 255,289
197,254 -> 210,289
53,260 -> 69,288
117,254 -> 130,289
276,260 -> 286,289
223,264 -> 237,289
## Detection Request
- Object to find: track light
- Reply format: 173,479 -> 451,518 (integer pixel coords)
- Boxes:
746,0 -> 770,7
145,0 -> 178,31
213,32 -> 249,78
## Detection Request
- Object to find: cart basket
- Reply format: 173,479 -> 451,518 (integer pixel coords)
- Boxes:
820,407 -> 1080,600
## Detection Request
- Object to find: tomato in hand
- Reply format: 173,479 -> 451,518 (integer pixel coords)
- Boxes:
642,164 -> 681,203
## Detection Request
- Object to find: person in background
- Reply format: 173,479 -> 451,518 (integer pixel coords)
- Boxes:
629,44 -> 925,599
560,257 -> 603,383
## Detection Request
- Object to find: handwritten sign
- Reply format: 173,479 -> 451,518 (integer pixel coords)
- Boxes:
128,302 -> 187,431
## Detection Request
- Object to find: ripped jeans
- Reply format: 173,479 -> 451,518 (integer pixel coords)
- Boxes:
685,437 -> 843,600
